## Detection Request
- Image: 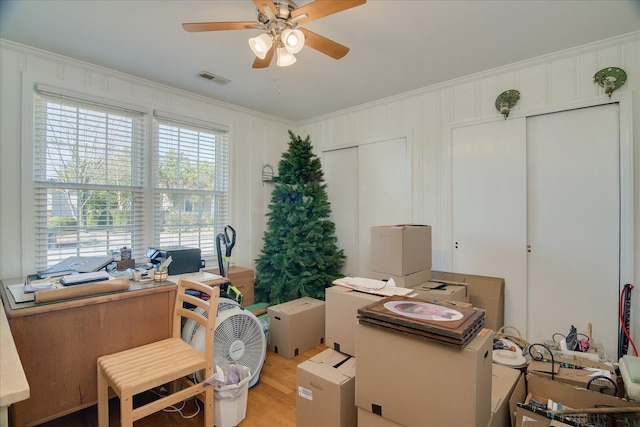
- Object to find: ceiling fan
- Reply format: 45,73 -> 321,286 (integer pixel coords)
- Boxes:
182,0 -> 366,68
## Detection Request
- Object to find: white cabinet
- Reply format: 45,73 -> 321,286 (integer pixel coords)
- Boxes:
452,104 -> 622,358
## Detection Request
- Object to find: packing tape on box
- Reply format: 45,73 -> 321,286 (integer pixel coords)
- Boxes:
35,278 -> 130,303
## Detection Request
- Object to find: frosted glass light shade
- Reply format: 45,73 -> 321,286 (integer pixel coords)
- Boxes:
248,33 -> 273,59
276,47 -> 297,66
282,28 -> 304,54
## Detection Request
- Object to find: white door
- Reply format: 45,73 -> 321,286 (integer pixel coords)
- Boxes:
324,147 -> 359,276
527,104 -> 620,356
452,118 -> 528,330
324,137 -> 410,278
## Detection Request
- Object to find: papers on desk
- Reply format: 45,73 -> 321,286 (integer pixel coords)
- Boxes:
332,277 -> 414,297
8,282 -> 61,303
24,281 -> 57,293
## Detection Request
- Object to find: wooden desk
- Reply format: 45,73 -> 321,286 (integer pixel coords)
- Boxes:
0,298 -> 30,427
0,279 -> 177,426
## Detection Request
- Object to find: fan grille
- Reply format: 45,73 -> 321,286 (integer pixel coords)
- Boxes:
215,312 -> 265,369
184,301 -> 266,387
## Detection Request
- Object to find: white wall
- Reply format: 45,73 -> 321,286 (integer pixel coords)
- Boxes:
298,32 -> 640,351
2,32 -> 639,352
0,39 -> 293,279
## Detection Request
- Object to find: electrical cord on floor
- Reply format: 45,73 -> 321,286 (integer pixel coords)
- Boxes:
150,387 -> 202,419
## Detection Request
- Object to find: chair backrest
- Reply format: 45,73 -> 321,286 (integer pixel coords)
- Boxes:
173,278 -> 220,376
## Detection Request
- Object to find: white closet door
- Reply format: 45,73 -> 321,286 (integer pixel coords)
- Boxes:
324,147 -> 359,276
358,138 -> 410,276
527,104 -> 619,357
452,119 -> 528,330
323,138 -> 409,278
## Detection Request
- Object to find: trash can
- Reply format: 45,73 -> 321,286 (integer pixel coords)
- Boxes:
213,364 -> 252,427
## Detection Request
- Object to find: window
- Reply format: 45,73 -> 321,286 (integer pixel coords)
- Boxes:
153,112 -> 229,259
33,88 -> 146,270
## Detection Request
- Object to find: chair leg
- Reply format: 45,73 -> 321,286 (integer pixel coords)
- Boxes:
204,387 -> 214,427
97,365 -> 109,427
120,391 -> 134,427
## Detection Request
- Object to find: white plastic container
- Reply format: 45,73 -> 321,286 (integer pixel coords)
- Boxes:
214,365 -> 251,427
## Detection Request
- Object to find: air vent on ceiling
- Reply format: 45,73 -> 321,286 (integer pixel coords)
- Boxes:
199,71 -> 231,85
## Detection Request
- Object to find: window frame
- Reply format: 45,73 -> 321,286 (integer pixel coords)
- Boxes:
152,110 -> 230,260
21,79 -> 232,272
31,85 -> 147,270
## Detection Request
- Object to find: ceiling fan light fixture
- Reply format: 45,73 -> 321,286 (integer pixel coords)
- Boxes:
282,28 -> 304,54
276,46 -> 297,66
248,33 -> 273,59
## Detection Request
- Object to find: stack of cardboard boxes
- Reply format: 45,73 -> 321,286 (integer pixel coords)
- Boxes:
273,224 -> 639,426
293,224 -> 522,427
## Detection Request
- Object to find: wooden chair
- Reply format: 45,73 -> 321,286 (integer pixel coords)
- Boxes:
97,278 -> 220,426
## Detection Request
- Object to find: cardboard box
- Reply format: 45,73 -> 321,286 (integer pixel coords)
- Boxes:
325,282 -> 467,359
406,281 -> 470,303
369,269 -> 432,288
370,225 -> 432,276
355,323 -> 493,427
491,363 -> 526,427
357,407 -> 404,427
297,348 -> 357,427
515,374 -> 640,427
267,297 -> 325,358
527,356 -> 618,394
325,286 -> 383,357
431,271 -> 505,331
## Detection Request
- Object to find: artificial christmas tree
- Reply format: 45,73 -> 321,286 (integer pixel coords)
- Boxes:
254,131 -> 345,304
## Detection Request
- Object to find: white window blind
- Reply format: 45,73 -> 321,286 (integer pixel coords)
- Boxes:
153,112 -> 229,259
33,88 -> 146,269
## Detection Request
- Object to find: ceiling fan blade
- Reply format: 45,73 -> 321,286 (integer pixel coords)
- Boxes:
291,0 -> 366,25
299,28 -> 349,59
252,45 -> 275,68
182,21 -> 258,32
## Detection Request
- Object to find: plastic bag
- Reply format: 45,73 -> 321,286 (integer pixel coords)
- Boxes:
213,364 -> 252,400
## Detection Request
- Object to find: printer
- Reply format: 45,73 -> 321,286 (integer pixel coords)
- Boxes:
147,246 -> 203,275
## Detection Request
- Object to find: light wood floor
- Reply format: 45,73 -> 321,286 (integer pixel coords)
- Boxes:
37,345 -> 326,427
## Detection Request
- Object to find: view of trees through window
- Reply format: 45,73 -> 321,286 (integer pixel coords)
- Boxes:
154,121 -> 228,258
35,97 -> 144,266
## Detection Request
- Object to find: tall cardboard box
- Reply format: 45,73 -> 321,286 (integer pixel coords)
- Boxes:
431,271 -> 505,331
370,225 -> 432,276
267,297 -> 325,358
325,286 -> 383,357
355,323 -> 492,427
297,348 -> 357,427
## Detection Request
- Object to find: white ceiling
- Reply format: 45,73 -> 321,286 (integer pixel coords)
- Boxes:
1,1 -> 639,121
